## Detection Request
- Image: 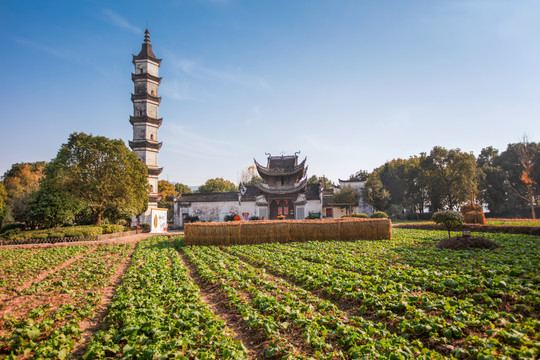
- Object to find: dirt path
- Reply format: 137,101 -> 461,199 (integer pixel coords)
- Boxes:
70,243 -> 137,359
179,251 -> 268,360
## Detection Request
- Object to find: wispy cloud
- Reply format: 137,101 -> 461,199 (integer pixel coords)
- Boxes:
102,9 -> 141,34
165,52 -> 270,90
160,80 -> 195,101
162,123 -> 244,159
12,36 -> 108,75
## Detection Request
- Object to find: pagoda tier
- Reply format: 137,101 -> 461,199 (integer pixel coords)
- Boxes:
130,115 -> 163,126
148,193 -> 162,203
147,167 -> 163,176
131,93 -> 162,104
131,73 -> 162,84
129,140 -> 163,151
254,157 -> 307,178
254,178 -> 308,195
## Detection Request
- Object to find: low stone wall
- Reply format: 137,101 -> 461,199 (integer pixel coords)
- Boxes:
0,230 -> 144,246
394,223 -> 540,236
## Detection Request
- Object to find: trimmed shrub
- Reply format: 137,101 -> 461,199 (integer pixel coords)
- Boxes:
371,211 -> 388,218
249,216 -> 261,220
224,214 -> 237,222
48,232 -> 65,239
184,215 -> 199,223
432,210 -> 464,238
102,224 -> 125,234
139,223 -> 150,232
0,223 -> 26,234
116,219 -> 128,226
342,213 -> 368,218
33,233 -> 49,240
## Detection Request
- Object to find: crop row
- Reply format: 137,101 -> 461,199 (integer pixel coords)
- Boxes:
273,231 -> 538,314
226,230 -> 538,359
0,245 -> 91,297
0,244 -> 133,359
82,236 -> 247,359
185,244 -> 446,359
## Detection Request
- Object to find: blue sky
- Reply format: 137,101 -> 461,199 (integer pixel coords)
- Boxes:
1,0 -> 539,186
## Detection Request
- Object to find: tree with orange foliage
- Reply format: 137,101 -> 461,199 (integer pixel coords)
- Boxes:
512,138 -> 538,219
1,162 -> 46,223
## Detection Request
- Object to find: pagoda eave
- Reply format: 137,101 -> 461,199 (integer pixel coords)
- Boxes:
255,178 -> 308,195
131,93 -> 162,104
130,116 -> 163,126
131,73 -> 162,84
147,167 -> 163,176
254,157 -> 307,177
148,194 -> 162,203
132,54 -> 162,65
129,140 -> 163,151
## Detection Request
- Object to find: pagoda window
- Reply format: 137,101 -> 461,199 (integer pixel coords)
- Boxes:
281,177 -> 284,186
151,90 -> 155,96
150,134 -> 154,140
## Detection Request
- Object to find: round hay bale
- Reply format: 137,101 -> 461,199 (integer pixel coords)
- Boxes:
464,211 -> 486,225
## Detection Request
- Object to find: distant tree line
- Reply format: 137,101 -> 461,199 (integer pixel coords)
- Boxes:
361,140 -> 539,219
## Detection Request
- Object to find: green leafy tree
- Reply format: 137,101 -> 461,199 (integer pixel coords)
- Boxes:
432,210 -> 464,238
175,182 -> 193,194
477,147 -> 507,214
307,175 -> 334,189
0,182 -> 7,225
348,170 -> 369,182
333,185 -> 359,204
362,173 -> 390,211
25,184 -> 80,228
158,180 -> 179,221
2,162 -> 46,223
198,178 -> 238,193
420,147 -> 477,211
44,132 -> 149,225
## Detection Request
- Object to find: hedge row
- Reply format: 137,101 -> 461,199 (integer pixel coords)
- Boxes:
0,224 -> 128,241
393,223 -> 540,236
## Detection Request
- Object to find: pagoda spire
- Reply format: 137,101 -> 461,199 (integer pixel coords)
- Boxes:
144,28 -> 150,44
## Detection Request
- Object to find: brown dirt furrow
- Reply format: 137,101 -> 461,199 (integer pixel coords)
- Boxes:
179,251 -> 269,360
69,243 -> 137,359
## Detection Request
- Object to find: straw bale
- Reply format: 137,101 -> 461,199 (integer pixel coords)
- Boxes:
185,217 -> 391,246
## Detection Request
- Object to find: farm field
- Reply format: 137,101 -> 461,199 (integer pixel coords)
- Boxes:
0,229 -> 538,359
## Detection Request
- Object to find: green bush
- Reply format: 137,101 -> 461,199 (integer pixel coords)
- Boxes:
139,223 -> 150,232
33,233 -> 49,240
224,214 -> 237,222
342,213 -> 368,218
371,211 -> 388,218
78,226 -> 103,237
48,232 -> 65,239
0,223 -> 26,234
432,210 -> 464,238
102,224 -> 125,234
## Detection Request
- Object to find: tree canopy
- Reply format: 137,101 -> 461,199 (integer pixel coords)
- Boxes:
175,182 -> 193,195
333,185 -> 359,204
198,178 -> 238,193
307,175 -> 334,189
39,132 -> 149,225
158,180 -> 179,221
348,170 -> 369,182
0,182 -> 7,224
1,162 -> 46,223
